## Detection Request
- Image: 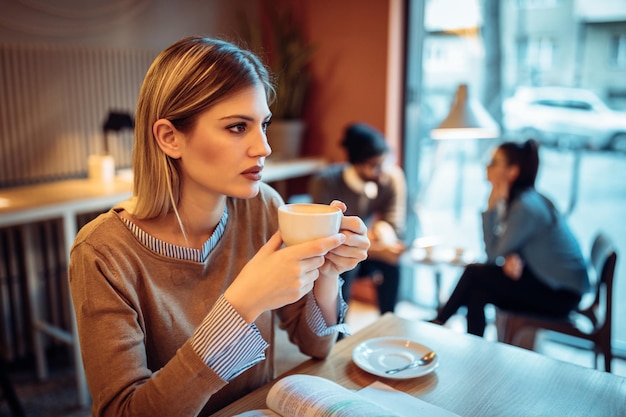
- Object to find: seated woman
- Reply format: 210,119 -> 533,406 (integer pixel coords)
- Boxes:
69,37 -> 369,416
430,139 -> 590,336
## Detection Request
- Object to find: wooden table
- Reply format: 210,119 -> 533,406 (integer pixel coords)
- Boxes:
0,177 -> 133,407
0,157 -> 326,408
213,313 -> 626,416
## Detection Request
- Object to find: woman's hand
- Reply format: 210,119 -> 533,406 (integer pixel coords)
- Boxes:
317,200 -> 370,278
502,253 -> 524,281
224,231 -> 346,323
226,200 -> 369,325
488,182 -> 509,210
310,201 -> 369,325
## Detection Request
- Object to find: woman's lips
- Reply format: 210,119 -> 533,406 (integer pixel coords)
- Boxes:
241,165 -> 263,181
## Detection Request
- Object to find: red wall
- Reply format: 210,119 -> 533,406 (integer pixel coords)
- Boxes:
299,0 -> 392,162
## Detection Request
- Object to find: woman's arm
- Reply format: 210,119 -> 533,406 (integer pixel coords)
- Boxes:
70,243 -> 229,417
313,201 -> 369,324
483,195 -> 542,262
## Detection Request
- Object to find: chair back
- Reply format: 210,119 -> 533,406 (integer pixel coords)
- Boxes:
586,233 -> 618,329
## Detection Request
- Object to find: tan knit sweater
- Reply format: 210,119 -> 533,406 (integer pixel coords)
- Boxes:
69,183 -> 336,416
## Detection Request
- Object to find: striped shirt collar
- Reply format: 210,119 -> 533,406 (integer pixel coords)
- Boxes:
120,207 -> 229,262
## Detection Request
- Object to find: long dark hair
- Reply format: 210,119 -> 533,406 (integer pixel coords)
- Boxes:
499,139 -> 558,223
498,139 -> 539,205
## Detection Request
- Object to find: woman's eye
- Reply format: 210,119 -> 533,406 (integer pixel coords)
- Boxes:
227,123 -> 247,133
262,120 -> 272,133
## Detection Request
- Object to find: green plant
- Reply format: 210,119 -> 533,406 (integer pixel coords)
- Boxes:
238,4 -> 315,120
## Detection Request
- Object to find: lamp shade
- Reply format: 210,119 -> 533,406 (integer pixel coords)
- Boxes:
101,110 -> 134,154
102,111 -> 134,132
430,84 -> 500,140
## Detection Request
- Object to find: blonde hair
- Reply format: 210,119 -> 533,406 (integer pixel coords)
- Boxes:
132,36 -> 275,219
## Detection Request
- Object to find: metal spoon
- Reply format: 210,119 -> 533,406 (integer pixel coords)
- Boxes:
385,351 -> 436,375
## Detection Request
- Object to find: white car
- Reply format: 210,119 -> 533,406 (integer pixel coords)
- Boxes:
502,86 -> 626,152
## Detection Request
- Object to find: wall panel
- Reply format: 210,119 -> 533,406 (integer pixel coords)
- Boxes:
0,42 -> 156,187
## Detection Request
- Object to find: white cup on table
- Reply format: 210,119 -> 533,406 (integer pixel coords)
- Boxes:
423,245 -> 434,261
278,203 -> 342,246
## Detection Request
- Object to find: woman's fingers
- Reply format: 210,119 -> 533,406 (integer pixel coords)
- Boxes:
340,215 -> 368,236
329,200 -> 347,213
259,231 -> 285,253
281,233 -> 346,259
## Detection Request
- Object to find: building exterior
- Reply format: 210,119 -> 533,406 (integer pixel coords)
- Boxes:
501,0 -> 626,109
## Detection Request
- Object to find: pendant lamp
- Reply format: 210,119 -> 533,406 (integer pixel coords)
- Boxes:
430,84 -> 500,140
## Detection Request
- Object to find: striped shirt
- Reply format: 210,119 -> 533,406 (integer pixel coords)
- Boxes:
121,208 -> 348,381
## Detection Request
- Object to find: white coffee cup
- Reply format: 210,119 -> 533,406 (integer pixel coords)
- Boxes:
278,203 -> 342,246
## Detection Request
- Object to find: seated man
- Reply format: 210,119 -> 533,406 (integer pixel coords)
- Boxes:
309,123 -> 407,314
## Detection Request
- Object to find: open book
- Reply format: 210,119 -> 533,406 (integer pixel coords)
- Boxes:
234,374 -> 459,417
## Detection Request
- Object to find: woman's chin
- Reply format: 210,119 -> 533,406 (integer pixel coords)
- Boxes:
230,183 -> 261,199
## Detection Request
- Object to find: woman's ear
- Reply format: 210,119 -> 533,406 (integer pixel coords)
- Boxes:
153,118 -> 182,159
507,164 -> 520,183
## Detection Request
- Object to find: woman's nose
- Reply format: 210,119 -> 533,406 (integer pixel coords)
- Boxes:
252,129 -> 272,157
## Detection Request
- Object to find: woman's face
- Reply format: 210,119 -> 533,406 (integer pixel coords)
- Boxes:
486,148 -> 516,187
174,83 -> 272,201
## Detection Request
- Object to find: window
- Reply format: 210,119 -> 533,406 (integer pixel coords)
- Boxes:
405,0 -> 626,363
518,37 -> 555,70
610,34 -> 626,68
516,0 -> 561,9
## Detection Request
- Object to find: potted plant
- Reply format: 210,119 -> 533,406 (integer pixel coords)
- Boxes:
239,3 -> 315,159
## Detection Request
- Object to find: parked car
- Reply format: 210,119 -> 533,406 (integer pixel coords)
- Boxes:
502,86 -> 626,152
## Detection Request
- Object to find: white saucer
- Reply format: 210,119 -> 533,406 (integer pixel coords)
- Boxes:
352,337 -> 438,379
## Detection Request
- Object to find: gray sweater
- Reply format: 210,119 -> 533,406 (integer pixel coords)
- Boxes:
482,188 -> 590,295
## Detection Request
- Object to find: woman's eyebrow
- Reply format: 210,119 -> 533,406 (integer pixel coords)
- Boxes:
219,113 -> 272,122
219,114 -> 254,121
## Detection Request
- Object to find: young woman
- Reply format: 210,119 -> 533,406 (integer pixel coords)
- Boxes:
431,140 -> 589,336
69,37 -> 369,416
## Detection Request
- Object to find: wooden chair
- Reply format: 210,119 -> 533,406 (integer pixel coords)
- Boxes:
497,232 -> 618,372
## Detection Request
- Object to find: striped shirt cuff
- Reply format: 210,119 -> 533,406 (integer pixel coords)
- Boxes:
190,295 -> 269,381
304,279 -> 351,337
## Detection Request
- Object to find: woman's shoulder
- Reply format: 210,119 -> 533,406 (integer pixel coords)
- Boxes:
513,189 -> 559,220
516,188 -> 540,203
517,189 -> 555,207
71,209 -> 131,256
75,209 -> 123,240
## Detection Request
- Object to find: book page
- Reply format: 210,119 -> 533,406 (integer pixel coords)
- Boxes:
234,411 -> 280,417
232,375 -> 460,417
266,374 -> 401,417
358,381 -> 461,417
